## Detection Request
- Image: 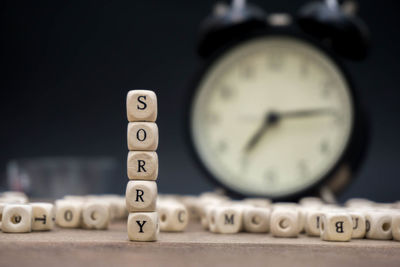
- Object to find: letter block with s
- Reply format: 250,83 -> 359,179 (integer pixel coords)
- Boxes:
126,90 -> 157,122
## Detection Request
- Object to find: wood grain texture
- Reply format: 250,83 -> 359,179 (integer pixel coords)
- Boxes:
0,222 -> 399,267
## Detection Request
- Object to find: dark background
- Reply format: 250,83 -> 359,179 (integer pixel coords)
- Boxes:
1,0 -> 399,202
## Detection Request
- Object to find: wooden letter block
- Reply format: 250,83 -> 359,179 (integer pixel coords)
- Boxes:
200,205 -> 214,230
195,197 -> 226,230
243,206 -> 270,233
30,202 -> 55,231
345,198 -> 375,208
365,211 -> 392,240
55,200 -> 82,228
304,208 -> 323,236
0,191 -> 29,204
348,211 -> 366,239
270,208 -> 300,238
127,90 -> 157,122
112,197 -> 128,220
125,180 -> 157,212
127,212 -> 158,241
243,198 -> 272,208
0,203 -> 5,231
127,151 -> 158,181
320,212 -> 352,241
208,206 -> 243,234
82,201 -> 110,230
2,204 -> 32,233
180,195 -> 201,221
273,203 -> 305,233
127,122 -> 158,151
97,195 -> 126,220
158,201 -> 188,232
392,213 -> 400,241
299,197 -> 323,207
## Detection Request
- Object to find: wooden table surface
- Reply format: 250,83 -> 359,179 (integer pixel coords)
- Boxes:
1,221 -> 399,267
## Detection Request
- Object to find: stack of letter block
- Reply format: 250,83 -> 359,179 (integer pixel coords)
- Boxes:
126,90 -> 159,241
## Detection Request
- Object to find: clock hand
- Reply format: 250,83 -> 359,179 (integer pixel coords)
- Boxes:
244,112 -> 279,153
243,108 -> 336,153
278,108 -> 336,119
239,108 -> 336,121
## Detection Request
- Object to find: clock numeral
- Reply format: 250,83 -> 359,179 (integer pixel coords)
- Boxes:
264,169 -> 277,184
321,79 -> 336,98
239,64 -> 255,79
333,113 -> 345,126
219,86 -> 234,100
216,140 -> 228,154
299,60 -> 309,77
204,112 -> 220,125
320,140 -> 330,155
298,160 -> 309,179
240,155 -> 249,173
267,53 -> 283,71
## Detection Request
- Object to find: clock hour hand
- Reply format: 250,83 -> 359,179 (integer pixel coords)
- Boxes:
244,112 -> 279,153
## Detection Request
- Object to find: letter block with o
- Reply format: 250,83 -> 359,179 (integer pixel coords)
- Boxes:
127,122 -> 159,151
125,180 -> 157,212
55,200 -> 82,228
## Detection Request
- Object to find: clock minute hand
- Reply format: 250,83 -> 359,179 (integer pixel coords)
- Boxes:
244,112 -> 279,153
278,108 -> 336,119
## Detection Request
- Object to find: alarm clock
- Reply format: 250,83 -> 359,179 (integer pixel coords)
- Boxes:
186,0 -> 369,201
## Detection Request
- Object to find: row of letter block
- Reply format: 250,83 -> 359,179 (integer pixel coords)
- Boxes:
0,203 -> 55,233
2,190 -> 400,241
126,90 -> 159,241
169,193 -> 400,242
0,193 -> 127,233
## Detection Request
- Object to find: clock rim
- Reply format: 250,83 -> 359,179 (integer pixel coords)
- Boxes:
184,27 -> 368,201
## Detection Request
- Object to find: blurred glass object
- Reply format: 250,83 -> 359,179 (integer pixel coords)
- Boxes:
6,157 -> 120,198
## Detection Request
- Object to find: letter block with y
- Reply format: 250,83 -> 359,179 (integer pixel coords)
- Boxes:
125,180 -> 157,212
320,211 -> 352,241
126,90 -> 157,122
127,212 -> 159,241
127,151 -> 158,180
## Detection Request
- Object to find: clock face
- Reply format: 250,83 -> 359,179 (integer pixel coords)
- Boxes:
190,36 -> 354,198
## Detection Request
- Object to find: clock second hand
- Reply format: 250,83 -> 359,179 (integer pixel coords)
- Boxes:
243,108 -> 337,154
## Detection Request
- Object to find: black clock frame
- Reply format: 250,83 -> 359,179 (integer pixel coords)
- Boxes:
184,24 -> 369,201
